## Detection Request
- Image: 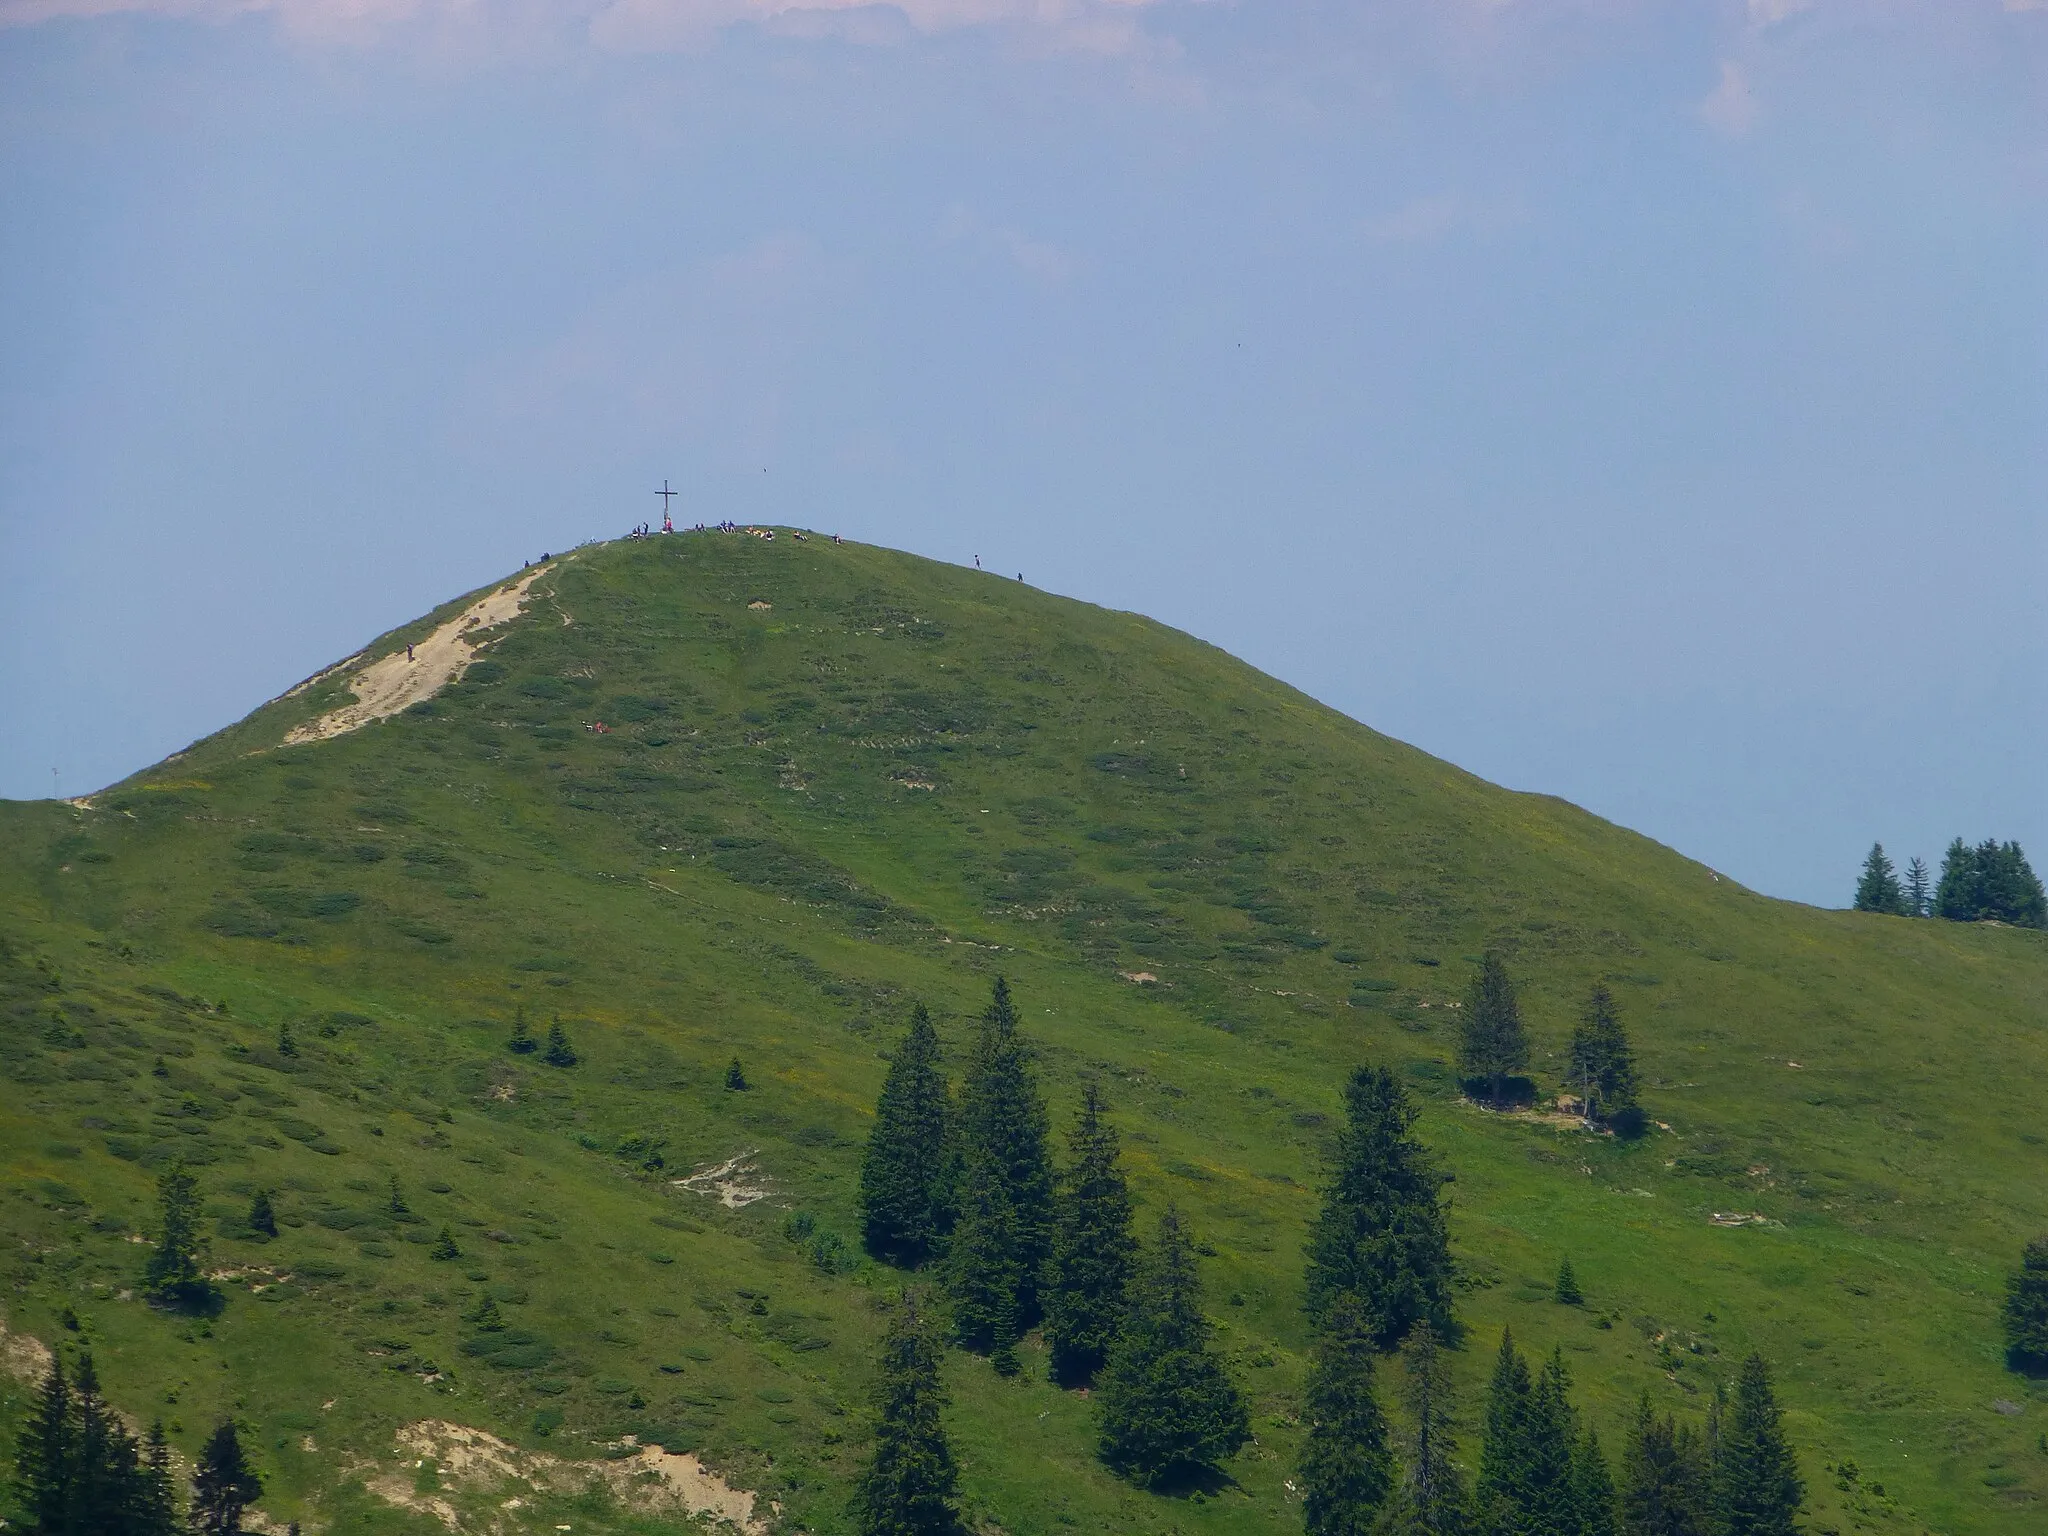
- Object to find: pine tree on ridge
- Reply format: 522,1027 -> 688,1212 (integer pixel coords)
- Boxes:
850,1290 -> 962,1536
1852,843 -> 1905,915
1460,954 -> 1530,1107
860,1003 -> 954,1267
1715,1354 -> 1802,1536
1043,1080 -> 1136,1387
1096,1206 -> 1250,1489
1303,1064 -> 1455,1348
1380,1320 -> 1467,1536
949,977 -> 1052,1349
1297,1294 -> 1394,1536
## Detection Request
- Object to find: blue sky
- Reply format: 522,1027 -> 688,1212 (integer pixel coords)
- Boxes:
1,0 -> 2042,907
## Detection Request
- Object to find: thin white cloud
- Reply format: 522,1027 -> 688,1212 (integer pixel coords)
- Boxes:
0,0 -> 1166,44
1360,191 -> 1525,246
939,204 -> 1079,284
1699,58 -> 1758,136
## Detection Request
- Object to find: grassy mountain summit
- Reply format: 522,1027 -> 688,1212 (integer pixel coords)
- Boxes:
2,531 -> 2044,1534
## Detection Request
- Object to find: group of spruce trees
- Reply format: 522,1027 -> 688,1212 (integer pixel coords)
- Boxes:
11,1352 -> 265,1535
854,989 -> 1804,1536
1853,840 -> 2045,928
1458,959 -> 1640,1133
858,979 -> 1248,1488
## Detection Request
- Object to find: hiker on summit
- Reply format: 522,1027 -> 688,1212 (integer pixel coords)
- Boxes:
406,643 -> 414,662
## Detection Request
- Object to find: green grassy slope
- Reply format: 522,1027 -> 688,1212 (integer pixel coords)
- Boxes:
1,531 -> 2043,1535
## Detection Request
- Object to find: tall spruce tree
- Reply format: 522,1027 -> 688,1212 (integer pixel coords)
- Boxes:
70,1353 -> 144,1536
948,1150 -> 1025,1359
139,1422 -> 180,1536
1476,1329 -> 1534,1536
14,1351 -> 71,1536
860,1003 -> 955,1266
1303,1065 -> 1456,1348
1297,1295 -> 1394,1536
850,1291 -> 962,1536
1521,1350 -> 1579,1536
1044,1081 -> 1137,1386
191,1420 -> 262,1536
1567,985 -> 1638,1126
142,1160 -> 212,1309
1902,857 -> 1931,918
1571,1428 -> 1618,1536
1619,1394 -> 1709,1536
1935,837 -> 1974,919
1852,844 -> 1905,914
1714,1356 -> 1802,1536
1482,1327 -> 1531,1531
247,1189 -> 277,1239
1096,1207 -> 1250,1489
2003,1234 -> 2048,1373
1379,1321 -> 1468,1536
1460,955 -> 1529,1107
950,977 -> 1053,1344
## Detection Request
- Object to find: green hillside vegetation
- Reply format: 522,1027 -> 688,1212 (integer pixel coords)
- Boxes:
1,530 -> 2045,1534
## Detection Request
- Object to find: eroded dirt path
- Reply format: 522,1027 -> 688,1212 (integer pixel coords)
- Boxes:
282,564 -> 555,747
368,1419 -> 767,1533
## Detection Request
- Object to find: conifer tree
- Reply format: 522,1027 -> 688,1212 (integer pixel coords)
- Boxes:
471,1296 -> 507,1332
507,1006 -> 536,1054
14,1352 -> 71,1535
1572,1428 -> 1618,1536
142,1160 -> 212,1309
1379,1321 -> 1468,1536
2003,1234 -> 2048,1373
247,1189 -> 277,1239
1553,1258 -> 1583,1306
70,1352 -> 144,1536
1477,1329 -> 1533,1535
947,1152 -> 1024,1360
860,1003 -> 955,1266
1934,838 -> 2046,926
1096,1207 -> 1250,1489
191,1420 -> 262,1536
1714,1355 -> 1801,1536
725,1057 -> 749,1090
1521,1350 -> 1579,1536
1297,1296 -> 1394,1536
140,1421 -> 180,1536
387,1175 -> 409,1217
1044,1081 -> 1137,1386
1935,837 -> 1974,920
950,977 -> 1053,1339
543,1019 -> 578,1068
430,1225 -> 461,1261
1567,985 -> 1638,1126
1902,857 -> 1931,918
1852,843 -> 1905,914
1460,955 -> 1529,1107
1303,1065 -> 1455,1348
1619,1394 -> 1709,1536
276,1020 -> 297,1057
850,1290 -> 962,1536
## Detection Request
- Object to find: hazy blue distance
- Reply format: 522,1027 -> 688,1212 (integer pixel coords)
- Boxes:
1,0 -> 2042,909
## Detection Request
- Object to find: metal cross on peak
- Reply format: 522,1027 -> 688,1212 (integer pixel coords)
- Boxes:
657,480 -> 678,511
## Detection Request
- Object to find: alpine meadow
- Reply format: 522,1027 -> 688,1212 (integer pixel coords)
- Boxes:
2,531 -> 2045,1536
